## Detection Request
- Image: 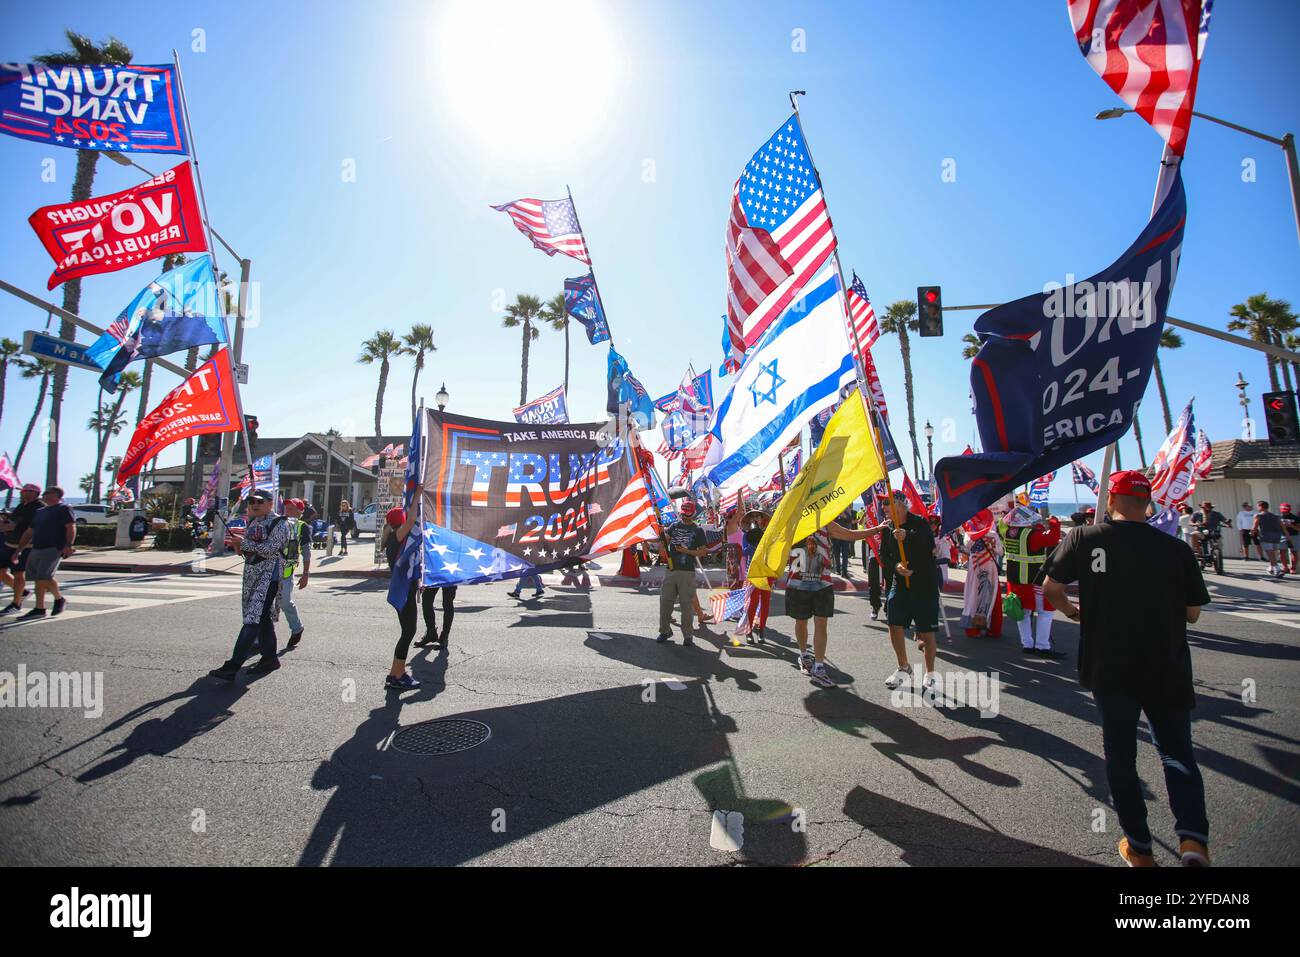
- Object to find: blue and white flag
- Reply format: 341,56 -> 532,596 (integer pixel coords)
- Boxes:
87,255 -> 227,393
933,171 -> 1187,532
705,267 -> 855,494
1028,470 -> 1056,508
240,453 -> 278,501
606,347 -> 655,429
563,273 -> 610,344
513,385 -> 569,425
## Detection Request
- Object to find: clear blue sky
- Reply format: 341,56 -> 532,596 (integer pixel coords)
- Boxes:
3,0 -> 1298,502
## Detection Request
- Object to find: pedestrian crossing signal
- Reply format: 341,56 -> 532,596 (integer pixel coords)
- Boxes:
1262,390 -> 1298,445
917,286 -> 943,337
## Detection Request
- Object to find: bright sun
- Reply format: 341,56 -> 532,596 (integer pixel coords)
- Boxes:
434,0 -> 620,155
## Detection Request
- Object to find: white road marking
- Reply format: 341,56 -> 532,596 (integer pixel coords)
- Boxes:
1216,610 -> 1300,630
0,575 -> 240,630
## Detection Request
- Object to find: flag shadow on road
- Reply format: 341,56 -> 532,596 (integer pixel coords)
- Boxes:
297,678 -> 781,866
838,786 -> 1101,866
583,631 -> 763,693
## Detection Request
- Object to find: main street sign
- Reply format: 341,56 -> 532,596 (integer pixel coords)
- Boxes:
21,330 -> 101,372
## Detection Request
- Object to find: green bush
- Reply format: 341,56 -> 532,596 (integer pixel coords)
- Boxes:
74,525 -> 117,548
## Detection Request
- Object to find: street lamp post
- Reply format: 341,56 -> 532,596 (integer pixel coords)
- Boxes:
436,383 -> 449,411
924,420 -> 934,483
323,435 -> 334,520
1096,108 -> 1300,250
1236,372 -> 1254,441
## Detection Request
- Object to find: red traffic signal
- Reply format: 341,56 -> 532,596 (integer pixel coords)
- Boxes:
917,286 -> 943,337
1262,390 -> 1298,445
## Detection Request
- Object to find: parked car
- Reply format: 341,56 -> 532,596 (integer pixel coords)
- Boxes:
70,504 -> 117,526
354,502 -> 379,534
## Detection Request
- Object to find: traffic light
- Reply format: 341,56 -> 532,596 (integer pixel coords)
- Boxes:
1262,390 -> 1299,445
197,434 -> 221,458
917,286 -> 943,337
245,414 -> 259,452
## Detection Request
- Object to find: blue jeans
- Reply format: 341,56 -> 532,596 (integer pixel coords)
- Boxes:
1094,692 -> 1209,852
281,574 -> 303,634
512,574 -> 543,594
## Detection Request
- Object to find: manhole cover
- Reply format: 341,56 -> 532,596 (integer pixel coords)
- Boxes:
391,718 -> 491,755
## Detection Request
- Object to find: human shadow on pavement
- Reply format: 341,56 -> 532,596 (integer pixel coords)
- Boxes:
298,678 -> 749,866
583,631 -> 762,692
840,785 -> 1101,866
1187,627 -> 1300,662
508,590 -> 593,631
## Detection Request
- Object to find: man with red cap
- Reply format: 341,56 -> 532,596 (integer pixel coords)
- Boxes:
1044,469 -> 1212,867
657,498 -> 709,645
279,498 -> 314,649
998,503 -> 1063,656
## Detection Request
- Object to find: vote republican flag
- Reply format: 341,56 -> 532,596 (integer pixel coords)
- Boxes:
27,161 -> 207,289
116,348 -> 241,479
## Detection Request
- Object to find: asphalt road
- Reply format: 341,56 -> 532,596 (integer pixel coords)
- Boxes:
0,563 -> 1296,866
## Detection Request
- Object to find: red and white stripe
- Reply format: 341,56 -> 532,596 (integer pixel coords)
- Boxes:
1067,0 -> 1209,156
587,472 -> 660,556
1149,402 -> 1197,506
726,191 -> 836,356
491,198 -> 590,264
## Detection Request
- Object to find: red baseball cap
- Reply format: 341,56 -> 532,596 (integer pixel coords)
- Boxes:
1108,469 -> 1152,497
678,499 -> 698,517
285,498 -> 307,511
386,507 -> 406,529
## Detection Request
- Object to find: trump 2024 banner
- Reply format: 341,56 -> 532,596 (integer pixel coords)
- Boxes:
512,385 -> 569,425
0,63 -> 188,154
934,171 -> 1187,532
117,348 -> 240,480
418,412 -> 658,587
28,161 -> 206,289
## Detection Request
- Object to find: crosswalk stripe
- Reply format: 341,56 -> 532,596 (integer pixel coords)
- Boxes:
1216,610 -> 1300,631
63,585 -> 239,598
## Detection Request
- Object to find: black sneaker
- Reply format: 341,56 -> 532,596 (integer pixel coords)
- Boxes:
506,590 -> 521,599
384,672 -> 421,691
0,604 -> 20,616
244,657 -> 281,675
51,597 -> 65,617
15,608 -> 46,622
683,636 -> 695,647
656,632 -> 672,643
437,631 -> 449,647
1035,648 -> 1067,659
755,627 -> 765,643
287,630 -> 304,649
413,632 -> 437,648
207,666 -> 238,682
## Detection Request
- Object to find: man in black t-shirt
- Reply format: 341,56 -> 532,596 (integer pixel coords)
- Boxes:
879,491 -> 943,693
1043,469 -> 1212,868
657,499 -> 709,646
15,486 -> 77,622
0,483 -> 42,615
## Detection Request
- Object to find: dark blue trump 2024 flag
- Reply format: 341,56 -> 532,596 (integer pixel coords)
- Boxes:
934,172 -> 1187,533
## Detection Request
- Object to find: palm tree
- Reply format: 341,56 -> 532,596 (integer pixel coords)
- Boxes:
1227,294 -> 1298,392
1284,332 -> 1300,393
78,473 -> 95,497
1151,328 -> 1182,433
540,293 -> 570,395
879,299 -> 921,475
12,358 -> 56,474
34,30 -> 133,487
502,294 -> 543,405
88,379 -> 135,502
401,323 -> 437,425
1131,408 -> 1148,468
960,333 -> 980,360
358,330 -> 401,440
0,336 -> 22,428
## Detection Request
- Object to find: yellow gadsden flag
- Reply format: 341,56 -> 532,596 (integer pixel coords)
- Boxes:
748,394 -> 885,588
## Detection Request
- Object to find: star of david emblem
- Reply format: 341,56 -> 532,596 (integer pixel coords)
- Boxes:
750,359 -> 785,407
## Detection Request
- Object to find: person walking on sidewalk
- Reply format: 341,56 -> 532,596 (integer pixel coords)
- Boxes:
1280,503 -> 1299,575
336,500 -> 354,555
658,498 -> 708,645
1234,501 -> 1258,561
280,498 -> 313,649
0,483 -> 41,616
208,491 -> 291,680
1252,501 -> 1286,578
507,572 -> 545,600
1043,469 -> 1212,867
15,487 -> 76,622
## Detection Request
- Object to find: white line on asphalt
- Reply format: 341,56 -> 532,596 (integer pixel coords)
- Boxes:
1215,610 -> 1300,630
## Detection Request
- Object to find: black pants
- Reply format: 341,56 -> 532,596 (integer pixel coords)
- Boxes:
867,555 -> 893,612
422,586 -> 457,639
833,541 -> 853,577
395,582 -> 419,661
224,578 -> 279,668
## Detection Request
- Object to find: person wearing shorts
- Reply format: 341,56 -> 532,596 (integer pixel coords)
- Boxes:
786,520 -> 883,689
1280,504 -> 1299,574
1235,502 -> 1257,560
0,483 -> 41,616
1252,502 -> 1286,578
879,491 -> 943,692
15,487 -> 75,622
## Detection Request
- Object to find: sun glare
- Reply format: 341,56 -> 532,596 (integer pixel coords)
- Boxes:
435,0 -> 620,155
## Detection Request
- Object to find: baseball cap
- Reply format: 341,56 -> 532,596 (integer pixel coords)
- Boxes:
1281,503 -> 1292,514
21,483 -> 40,493
246,490 -> 273,504
386,507 -> 406,529
285,498 -> 307,511
678,499 -> 698,517
1108,469 -> 1151,497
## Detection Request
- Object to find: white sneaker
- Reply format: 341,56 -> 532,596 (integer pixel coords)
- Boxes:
885,665 -> 913,689
799,649 -> 815,674
810,662 -> 836,688
923,672 -> 940,692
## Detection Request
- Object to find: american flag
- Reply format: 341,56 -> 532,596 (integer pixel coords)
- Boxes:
587,472 -> 660,556
1192,428 -> 1212,479
1067,0 -> 1212,156
1071,460 -> 1099,493
726,115 -> 836,358
720,488 -> 740,511
491,197 -> 591,264
1149,401 -> 1198,507
709,588 -> 747,623
846,272 -> 880,355
657,441 -> 682,461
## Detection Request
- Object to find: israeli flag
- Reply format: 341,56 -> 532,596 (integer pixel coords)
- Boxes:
705,267 -> 855,494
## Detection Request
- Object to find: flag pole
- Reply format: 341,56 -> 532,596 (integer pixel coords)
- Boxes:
566,184 -> 615,351
787,92 -> 909,581
171,49 -> 256,489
